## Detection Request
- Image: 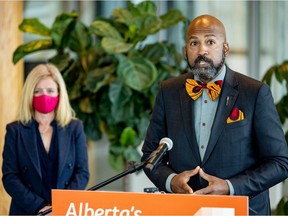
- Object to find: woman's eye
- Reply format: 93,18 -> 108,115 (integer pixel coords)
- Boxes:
48,89 -> 58,94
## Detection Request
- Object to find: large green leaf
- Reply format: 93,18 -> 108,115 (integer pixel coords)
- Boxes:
112,99 -> 134,123
108,79 -> 135,123
68,22 -> 92,53
127,1 -> 157,17
274,197 -> 288,215
50,57 -> 83,100
49,53 -> 72,72
79,45 -> 107,72
135,113 -> 151,141
79,112 -> 102,141
116,55 -> 157,91
68,81 -> 82,100
111,8 -> 134,26
108,78 -> 132,104
124,25 -> 138,42
85,64 -> 116,93
142,42 -> 167,62
13,39 -> 53,64
275,66 -> 284,84
262,65 -> 277,86
123,147 -> 141,163
79,97 -> 95,114
136,1 -> 157,15
101,37 -> 133,54
279,62 -> 288,89
160,9 -> 186,29
51,12 -> 78,48
120,127 -> 137,147
127,1 -> 141,17
90,20 -> 123,40
19,18 -> 50,36
276,96 -> 288,124
137,15 -> 162,36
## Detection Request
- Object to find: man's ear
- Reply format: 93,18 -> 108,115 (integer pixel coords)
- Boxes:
224,43 -> 230,57
184,46 -> 187,60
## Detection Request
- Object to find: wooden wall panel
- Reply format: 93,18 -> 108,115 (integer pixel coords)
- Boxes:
0,1 -> 23,215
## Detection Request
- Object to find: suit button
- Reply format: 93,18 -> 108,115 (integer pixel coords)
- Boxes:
68,163 -> 73,169
65,182 -> 69,186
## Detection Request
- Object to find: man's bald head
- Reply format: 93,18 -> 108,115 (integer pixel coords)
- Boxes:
186,15 -> 227,43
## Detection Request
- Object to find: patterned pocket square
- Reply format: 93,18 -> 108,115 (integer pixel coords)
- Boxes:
227,108 -> 245,123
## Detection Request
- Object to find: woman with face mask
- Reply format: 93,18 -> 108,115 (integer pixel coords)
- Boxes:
2,64 -> 89,215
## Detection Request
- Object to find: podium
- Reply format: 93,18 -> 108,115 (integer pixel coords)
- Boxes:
52,190 -> 248,215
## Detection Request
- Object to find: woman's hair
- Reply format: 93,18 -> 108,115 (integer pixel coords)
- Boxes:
18,63 -> 76,127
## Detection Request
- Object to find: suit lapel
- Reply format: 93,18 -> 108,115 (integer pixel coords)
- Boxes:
57,124 -> 71,179
21,121 -> 42,178
180,74 -> 201,164
202,68 -> 239,165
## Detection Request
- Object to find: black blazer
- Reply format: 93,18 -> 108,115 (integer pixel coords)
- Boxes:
142,66 -> 288,215
2,119 -> 89,215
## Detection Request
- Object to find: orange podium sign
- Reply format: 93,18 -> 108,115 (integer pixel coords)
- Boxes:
52,190 -> 248,215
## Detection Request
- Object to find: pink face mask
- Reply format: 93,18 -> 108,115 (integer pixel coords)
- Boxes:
33,95 -> 59,114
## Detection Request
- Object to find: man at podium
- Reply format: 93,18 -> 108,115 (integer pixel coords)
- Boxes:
141,14 -> 288,215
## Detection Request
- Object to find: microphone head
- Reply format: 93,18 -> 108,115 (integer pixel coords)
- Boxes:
160,137 -> 173,151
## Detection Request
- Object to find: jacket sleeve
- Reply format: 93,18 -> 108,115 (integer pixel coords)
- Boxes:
2,123 -> 46,214
65,120 -> 89,190
141,83 -> 176,191
229,84 -> 288,196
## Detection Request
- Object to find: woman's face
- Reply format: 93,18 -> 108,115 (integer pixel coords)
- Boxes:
34,77 -> 58,97
32,77 -> 59,114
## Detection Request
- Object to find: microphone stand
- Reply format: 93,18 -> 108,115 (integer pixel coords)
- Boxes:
87,161 -> 146,191
37,160 -> 147,215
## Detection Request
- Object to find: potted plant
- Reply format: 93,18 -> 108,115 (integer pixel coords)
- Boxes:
13,1 -> 187,172
262,60 -> 288,214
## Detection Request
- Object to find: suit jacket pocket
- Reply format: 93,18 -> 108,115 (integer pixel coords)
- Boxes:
226,118 -> 248,129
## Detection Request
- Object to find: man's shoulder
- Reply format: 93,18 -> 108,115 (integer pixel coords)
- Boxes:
227,67 -> 264,88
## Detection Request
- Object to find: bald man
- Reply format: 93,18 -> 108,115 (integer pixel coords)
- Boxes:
141,15 -> 288,215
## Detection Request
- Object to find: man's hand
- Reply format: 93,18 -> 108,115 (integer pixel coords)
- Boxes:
171,166 -> 200,194
193,168 -> 230,195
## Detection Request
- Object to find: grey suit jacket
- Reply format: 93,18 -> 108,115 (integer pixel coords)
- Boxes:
141,66 -> 288,215
2,119 -> 89,215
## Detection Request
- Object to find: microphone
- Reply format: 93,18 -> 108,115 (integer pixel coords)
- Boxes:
145,137 -> 173,171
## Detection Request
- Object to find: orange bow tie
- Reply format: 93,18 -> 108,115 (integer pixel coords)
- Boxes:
185,79 -> 223,101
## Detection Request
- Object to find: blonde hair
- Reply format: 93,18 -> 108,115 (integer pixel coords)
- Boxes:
18,63 -> 76,127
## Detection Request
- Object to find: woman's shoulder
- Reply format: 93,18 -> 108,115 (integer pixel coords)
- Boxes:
5,120 -> 32,134
6,120 -> 19,127
64,118 -> 84,130
6,120 -> 28,129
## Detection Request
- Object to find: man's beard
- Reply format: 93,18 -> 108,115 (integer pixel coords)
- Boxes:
187,49 -> 226,81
